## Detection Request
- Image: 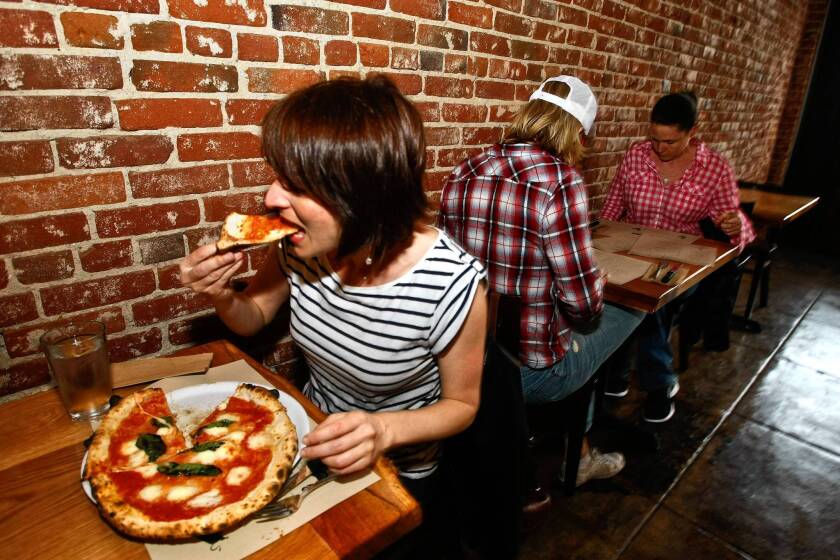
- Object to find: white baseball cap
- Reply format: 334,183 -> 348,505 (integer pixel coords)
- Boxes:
529,76 -> 598,135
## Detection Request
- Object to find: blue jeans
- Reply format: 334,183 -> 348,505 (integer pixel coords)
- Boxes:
637,285 -> 698,392
520,303 -> 644,428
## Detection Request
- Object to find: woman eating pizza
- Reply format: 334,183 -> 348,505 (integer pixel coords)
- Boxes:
179,76 -> 487,556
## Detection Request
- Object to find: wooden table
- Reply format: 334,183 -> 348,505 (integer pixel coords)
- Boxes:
731,188 -> 819,332
739,188 -> 820,225
594,221 -> 739,313
0,339 -> 420,559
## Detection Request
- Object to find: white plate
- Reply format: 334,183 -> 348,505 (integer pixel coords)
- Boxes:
81,382 -> 310,503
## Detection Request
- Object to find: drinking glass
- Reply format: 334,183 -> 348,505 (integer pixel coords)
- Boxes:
40,320 -> 112,421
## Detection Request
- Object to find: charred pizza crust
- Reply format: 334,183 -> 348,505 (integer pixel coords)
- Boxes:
217,212 -> 298,251
85,384 -> 298,540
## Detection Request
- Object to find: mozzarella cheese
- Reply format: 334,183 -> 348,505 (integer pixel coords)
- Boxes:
223,430 -> 246,443
188,489 -> 222,509
139,485 -> 163,501
167,485 -> 200,502
202,426 -> 229,438
194,443 -> 234,465
247,431 -> 271,450
136,464 -> 158,478
126,449 -> 148,467
155,426 -> 171,436
225,466 -> 252,486
217,413 -> 240,422
222,213 -> 247,236
120,440 -> 139,455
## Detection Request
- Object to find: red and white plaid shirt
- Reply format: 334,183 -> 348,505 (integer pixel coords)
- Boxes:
438,143 -> 604,369
600,139 -> 755,249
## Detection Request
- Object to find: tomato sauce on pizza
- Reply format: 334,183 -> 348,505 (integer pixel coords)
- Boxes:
217,213 -> 299,251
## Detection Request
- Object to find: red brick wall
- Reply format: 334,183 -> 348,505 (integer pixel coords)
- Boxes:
0,0 -> 824,397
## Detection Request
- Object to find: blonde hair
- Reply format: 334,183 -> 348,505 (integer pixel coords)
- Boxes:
504,81 -> 585,165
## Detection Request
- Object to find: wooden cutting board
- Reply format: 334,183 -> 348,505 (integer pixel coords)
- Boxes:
111,353 -> 213,388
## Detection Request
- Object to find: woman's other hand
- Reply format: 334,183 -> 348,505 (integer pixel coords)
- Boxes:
717,211 -> 742,236
179,243 -> 245,300
300,411 -> 393,475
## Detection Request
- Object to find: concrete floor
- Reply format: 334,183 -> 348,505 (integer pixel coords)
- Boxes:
519,248 -> 840,559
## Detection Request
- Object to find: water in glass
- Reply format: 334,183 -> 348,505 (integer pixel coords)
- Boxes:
42,323 -> 112,421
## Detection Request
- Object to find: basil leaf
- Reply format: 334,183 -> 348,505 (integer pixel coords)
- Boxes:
151,416 -> 175,429
136,433 -> 166,462
157,462 -> 222,477
197,419 -> 234,432
191,441 -> 225,453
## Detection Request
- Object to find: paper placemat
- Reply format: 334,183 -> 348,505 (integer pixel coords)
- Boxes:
595,221 -> 699,244
592,234 -> 637,253
628,232 -> 716,266
593,249 -> 651,285
143,360 -> 381,560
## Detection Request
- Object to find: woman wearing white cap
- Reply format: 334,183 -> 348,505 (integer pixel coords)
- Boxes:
438,76 -> 643,487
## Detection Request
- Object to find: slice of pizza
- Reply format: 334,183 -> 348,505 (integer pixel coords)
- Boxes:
217,212 -> 298,251
85,384 -> 298,540
85,388 -> 186,475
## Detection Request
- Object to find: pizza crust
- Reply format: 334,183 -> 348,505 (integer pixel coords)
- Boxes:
85,383 -> 298,540
217,213 -> 298,251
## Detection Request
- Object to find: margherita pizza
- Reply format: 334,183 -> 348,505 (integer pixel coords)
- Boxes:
217,212 -> 298,251
84,384 -> 297,539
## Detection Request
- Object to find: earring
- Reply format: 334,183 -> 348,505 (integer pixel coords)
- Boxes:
364,255 -> 373,266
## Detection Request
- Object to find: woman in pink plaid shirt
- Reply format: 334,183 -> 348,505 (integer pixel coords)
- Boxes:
600,92 -> 755,422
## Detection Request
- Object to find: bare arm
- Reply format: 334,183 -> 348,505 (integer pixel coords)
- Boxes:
179,243 -> 290,336
301,283 -> 487,474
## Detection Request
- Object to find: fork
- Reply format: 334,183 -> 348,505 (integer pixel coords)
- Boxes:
254,472 -> 340,522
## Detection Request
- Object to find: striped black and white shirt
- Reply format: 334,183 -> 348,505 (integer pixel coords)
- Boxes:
277,229 -> 486,478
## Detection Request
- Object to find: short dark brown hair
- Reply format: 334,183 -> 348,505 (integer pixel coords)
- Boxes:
651,91 -> 698,131
262,75 -> 427,262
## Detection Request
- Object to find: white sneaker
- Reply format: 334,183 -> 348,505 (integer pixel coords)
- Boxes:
669,381 -> 680,398
575,448 -> 626,487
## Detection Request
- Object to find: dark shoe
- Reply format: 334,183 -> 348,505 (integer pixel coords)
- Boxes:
522,486 -> 552,515
521,486 -> 552,533
604,375 -> 630,398
643,385 -> 677,423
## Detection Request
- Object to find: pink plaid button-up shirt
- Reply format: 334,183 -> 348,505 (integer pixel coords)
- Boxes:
600,139 -> 755,250
438,143 -> 604,369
